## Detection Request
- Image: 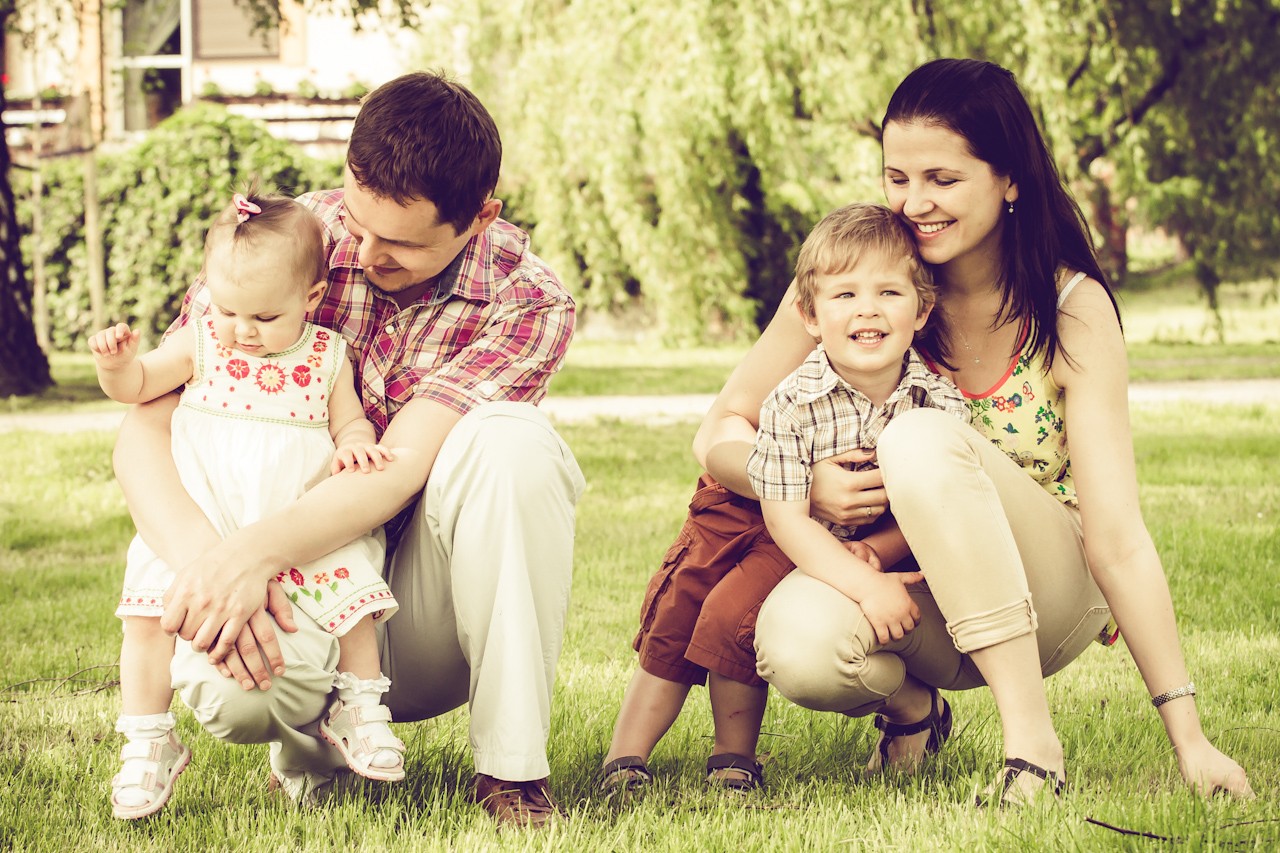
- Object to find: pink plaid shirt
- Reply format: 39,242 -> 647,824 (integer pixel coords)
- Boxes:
167,189 -> 575,438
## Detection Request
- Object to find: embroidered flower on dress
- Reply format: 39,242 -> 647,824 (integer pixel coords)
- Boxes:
289,567 -> 305,586
313,572 -> 330,585
255,362 -> 287,394
315,329 -> 329,341
307,354 -> 323,369
292,365 -> 312,387
334,567 -> 350,580
227,358 -> 250,380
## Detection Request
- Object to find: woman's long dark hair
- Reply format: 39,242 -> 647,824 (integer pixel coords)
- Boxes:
883,58 -> 1119,369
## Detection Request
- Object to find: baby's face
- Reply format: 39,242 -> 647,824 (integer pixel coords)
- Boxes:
802,251 -> 930,387
206,264 -> 317,357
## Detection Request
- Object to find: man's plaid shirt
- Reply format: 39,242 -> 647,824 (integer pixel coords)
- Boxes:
168,189 -> 575,438
747,346 -> 968,540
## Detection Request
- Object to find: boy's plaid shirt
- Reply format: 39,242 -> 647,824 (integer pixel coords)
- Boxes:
168,189 -> 575,438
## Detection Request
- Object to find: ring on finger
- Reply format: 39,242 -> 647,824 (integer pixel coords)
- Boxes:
865,506 -> 873,519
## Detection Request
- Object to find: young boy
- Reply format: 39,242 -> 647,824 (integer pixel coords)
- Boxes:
600,203 -> 967,794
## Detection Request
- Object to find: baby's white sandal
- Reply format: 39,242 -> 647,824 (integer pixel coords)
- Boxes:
319,699 -> 406,782
110,730 -> 191,819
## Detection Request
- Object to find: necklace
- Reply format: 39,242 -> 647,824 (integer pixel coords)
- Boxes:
953,326 -> 981,365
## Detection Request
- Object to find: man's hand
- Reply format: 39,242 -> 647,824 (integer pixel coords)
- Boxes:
160,542 -> 284,664
212,582 -> 299,690
331,442 -> 396,475
859,570 -> 925,645
810,448 -> 888,529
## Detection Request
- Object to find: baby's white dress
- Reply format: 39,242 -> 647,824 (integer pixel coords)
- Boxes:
116,317 -> 397,636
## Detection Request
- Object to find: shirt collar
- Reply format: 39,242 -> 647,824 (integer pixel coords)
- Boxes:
792,345 -> 934,406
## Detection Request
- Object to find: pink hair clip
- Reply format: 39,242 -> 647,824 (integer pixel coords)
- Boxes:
233,193 -> 262,224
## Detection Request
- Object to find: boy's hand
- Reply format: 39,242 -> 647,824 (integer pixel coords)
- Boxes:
88,322 -> 140,368
331,442 -> 395,475
860,570 -> 924,645
843,539 -> 882,572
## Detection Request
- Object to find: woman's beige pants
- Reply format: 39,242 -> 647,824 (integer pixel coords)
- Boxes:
756,407 -> 1110,716
170,402 -> 585,798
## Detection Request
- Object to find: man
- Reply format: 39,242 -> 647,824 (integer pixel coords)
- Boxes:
113,72 -> 584,828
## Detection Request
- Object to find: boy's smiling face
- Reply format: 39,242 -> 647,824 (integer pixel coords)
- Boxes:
800,250 -> 932,396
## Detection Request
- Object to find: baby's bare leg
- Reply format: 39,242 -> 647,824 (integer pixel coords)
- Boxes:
120,616 -> 176,714
335,617 -> 381,680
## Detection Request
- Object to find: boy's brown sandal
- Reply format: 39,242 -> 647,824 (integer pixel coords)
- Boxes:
706,753 -> 765,792
598,755 -> 654,795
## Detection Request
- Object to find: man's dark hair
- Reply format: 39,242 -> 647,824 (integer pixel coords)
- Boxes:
347,71 -> 502,234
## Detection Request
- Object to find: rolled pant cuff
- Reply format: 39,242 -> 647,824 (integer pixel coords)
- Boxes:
946,595 -> 1038,654
472,749 -> 551,783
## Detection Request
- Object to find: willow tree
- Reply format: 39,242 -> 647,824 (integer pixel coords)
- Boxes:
425,0 -> 1278,341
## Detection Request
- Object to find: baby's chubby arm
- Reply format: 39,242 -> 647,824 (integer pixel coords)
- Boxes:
760,498 -> 924,645
89,322 -> 194,404
327,357 -> 394,475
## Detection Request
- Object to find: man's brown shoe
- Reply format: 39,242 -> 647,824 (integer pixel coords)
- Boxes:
471,773 -> 561,828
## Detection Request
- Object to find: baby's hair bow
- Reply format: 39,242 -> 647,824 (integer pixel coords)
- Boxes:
233,193 -> 262,224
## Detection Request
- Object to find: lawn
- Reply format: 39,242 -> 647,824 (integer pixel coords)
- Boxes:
0,401 -> 1277,851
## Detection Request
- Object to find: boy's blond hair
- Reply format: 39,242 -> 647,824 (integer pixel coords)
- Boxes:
203,180 -> 327,293
795,203 -> 934,319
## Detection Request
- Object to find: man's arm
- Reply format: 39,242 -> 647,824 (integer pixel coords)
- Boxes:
161,397 -> 462,660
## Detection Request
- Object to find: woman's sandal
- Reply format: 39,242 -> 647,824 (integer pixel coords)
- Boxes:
598,755 -> 654,795
110,730 -> 192,820
868,688 -> 953,772
980,757 -> 1067,807
706,753 -> 765,793
318,700 -> 406,782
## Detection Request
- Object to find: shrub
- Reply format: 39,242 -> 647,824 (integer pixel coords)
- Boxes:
18,103 -> 338,348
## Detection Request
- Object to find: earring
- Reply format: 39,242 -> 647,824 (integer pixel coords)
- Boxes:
1007,201 -> 1015,214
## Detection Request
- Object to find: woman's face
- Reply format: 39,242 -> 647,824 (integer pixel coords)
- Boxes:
881,121 -> 1017,275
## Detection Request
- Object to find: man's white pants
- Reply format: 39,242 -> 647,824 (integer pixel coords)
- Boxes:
172,402 -> 585,795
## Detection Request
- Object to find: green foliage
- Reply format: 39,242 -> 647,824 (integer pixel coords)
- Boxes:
17,104 -> 337,348
411,0 -> 1278,342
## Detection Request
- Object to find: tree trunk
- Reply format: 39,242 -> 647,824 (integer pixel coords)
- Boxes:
0,16 -> 54,397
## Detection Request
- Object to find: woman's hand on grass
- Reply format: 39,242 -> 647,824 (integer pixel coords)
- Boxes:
1176,736 -> 1254,799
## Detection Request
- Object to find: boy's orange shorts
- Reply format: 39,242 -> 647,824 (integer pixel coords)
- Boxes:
633,473 -> 794,688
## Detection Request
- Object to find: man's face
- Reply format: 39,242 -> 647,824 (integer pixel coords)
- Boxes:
339,168 -> 497,302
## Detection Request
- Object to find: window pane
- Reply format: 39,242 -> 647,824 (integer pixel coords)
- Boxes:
194,0 -> 280,60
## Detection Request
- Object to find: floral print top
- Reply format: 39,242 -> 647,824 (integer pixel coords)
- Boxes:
925,271 -> 1087,507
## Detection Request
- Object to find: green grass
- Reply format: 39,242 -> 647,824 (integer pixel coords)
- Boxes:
1,405 -> 1277,850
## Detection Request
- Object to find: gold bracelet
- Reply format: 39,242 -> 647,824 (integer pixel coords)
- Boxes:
1151,682 -> 1196,708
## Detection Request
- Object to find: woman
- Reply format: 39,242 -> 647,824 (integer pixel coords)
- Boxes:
693,58 -> 1251,804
